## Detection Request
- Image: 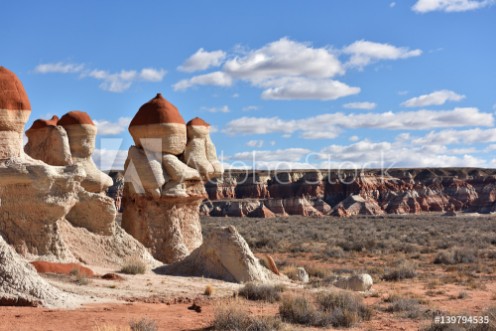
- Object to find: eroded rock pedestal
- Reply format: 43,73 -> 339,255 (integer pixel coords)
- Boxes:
0,66 -> 155,268
158,226 -> 276,283
122,94 -> 222,263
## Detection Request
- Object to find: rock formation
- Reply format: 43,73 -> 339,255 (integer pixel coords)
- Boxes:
331,195 -> 384,217
0,66 -> 155,268
156,226 -> 277,283
0,67 -> 31,159
122,93 -> 223,263
334,273 -> 373,292
0,235 -> 76,307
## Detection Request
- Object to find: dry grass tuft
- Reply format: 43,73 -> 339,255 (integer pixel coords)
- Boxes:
204,284 -> 215,296
120,256 -> 147,275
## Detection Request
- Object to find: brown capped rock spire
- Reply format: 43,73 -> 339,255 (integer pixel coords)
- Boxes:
58,111 -> 95,127
130,93 -> 185,127
128,93 -> 187,154
0,66 -> 31,111
187,117 -> 210,127
27,115 -> 59,131
0,66 -> 32,159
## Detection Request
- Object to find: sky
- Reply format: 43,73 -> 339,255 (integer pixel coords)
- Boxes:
2,0 -> 496,170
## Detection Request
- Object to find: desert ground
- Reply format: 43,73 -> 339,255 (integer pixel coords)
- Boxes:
2,214 -> 496,331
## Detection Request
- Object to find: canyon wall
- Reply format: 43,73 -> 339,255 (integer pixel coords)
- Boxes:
108,168 -> 496,217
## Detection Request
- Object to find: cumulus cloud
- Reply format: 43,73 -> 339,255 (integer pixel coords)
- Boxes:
34,62 -> 84,74
178,48 -> 226,72
224,38 -> 344,82
203,105 -> 230,113
411,127 -> 496,145
246,140 -> 264,147
173,71 -> 232,91
174,38 -> 424,100
343,102 -> 377,110
232,148 -> 312,162
319,139 -> 485,168
139,68 -> 167,82
260,77 -> 360,100
93,117 -> 132,135
242,105 -> 259,111
401,89 -> 465,107
343,40 -> 422,69
88,68 -> 166,92
176,38 -> 408,100
34,62 -> 166,92
412,0 -> 496,13
223,107 -> 492,138
225,136 -> 488,169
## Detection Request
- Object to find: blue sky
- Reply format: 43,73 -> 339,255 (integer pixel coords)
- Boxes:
2,0 -> 496,170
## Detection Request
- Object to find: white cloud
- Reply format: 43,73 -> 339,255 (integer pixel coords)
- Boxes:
226,136 -> 488,169
92,149 -> 128,170
174,38 -> 357,101
343,40 -> 422,69
34,62 -> 84,74
320,139 -> 485,168
203,105 -> 230,113
35,63 -> 166,92
223,107 -> 492,138
242,105 -> 259,111
232,148 -> 312,162
411,127 -> 496,145
174,38 -> 422,101
401,89 -> 465,107
178,48 -> 226,72
139,68 -> 167,82
343,102 -> 377,110
94,117 -> 132,135
224,37 -> 344,83
349,135 -> 360,142
88,69 -> 137,92
260,77 -> 360,100
246,140 -> 264,147
412,0 -> 496,13
390,2 -> 397,7
173,71 -> 232,91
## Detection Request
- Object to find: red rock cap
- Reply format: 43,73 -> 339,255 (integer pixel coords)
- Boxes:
58,111 -> 95,126
129,93 -> 185,127
187,117 -> 210,127
0,66 -> 31,111
28,115 -> 60,130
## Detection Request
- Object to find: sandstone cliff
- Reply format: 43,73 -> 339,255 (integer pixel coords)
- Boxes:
108,168 -> 496,217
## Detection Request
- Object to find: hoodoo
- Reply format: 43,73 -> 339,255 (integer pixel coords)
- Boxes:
122,94 -> 207,263
0,66 -> 31,159
1,66 -> 155,268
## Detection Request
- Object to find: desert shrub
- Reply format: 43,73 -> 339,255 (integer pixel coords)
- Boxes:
382,261 -> 417,281
384,295 -> 422,319
434,248 -> 477,265
304,264 -> 330,279
317,291 -> 372,326
120,256 -> 146,275
204,284 -> 215,296
129,318 -> 157,331
323,245 -> 345,258
238,282 -> 285,303
280,265 -> 299,281
213,305 -> 282,331
279,295 -> 323,326
279,292 -> 371,328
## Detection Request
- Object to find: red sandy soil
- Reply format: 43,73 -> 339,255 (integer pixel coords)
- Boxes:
31,261 -> 95,277
0,299 -> 281,331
